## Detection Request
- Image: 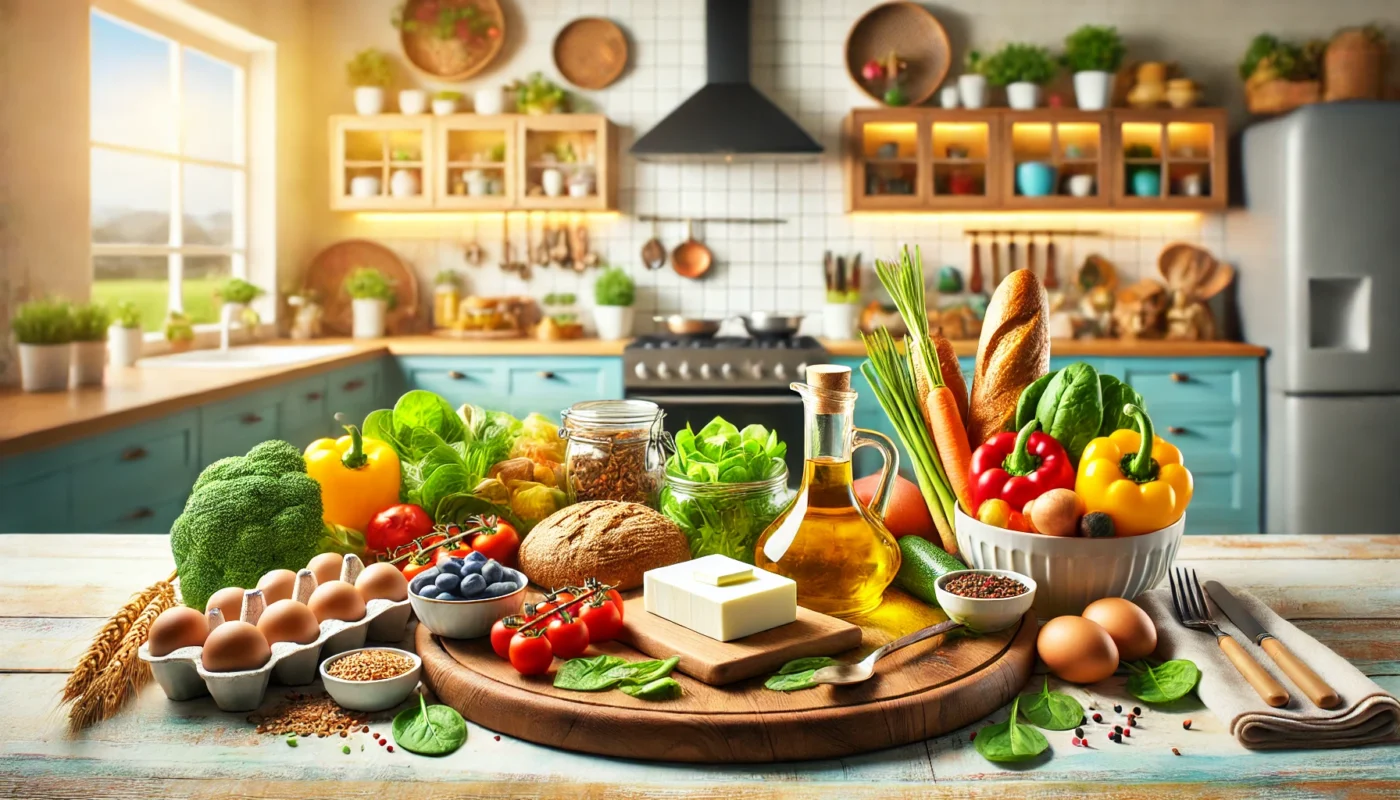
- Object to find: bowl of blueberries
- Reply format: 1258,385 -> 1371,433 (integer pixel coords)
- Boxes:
408,551 -> 527,639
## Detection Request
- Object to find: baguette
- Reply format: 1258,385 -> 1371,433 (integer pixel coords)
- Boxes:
932,332 -> 968,425
967,270 -> 1051,448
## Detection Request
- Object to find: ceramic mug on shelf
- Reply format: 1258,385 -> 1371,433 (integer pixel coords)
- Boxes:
939,85 -> 960,109
465,169 -> 488,197
1066,173 -> 1096,197
390,169 -> 420,197
1132,168 -> 1162,197
1016,161 -> 1056,197
349,175 -> 381,198
1179,172 -> 1205,197
541,168 -> 565,197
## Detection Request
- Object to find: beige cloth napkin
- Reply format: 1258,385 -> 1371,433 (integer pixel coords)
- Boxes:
1136,588 -> 1400,750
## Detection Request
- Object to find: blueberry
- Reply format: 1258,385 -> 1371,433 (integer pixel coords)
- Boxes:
409,570 -> 440,593
459,559 -> 482,576
416,585 -> 442,599
434,573 -> 462,593
484,581 -> 518,598
438,559 -> 461,576
459,573 -> 487,598
437,592 -> 462,602
465,551 -> 487,564
481,561 -> 503,584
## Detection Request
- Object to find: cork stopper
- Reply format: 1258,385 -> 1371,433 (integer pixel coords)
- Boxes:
806,364 -> 852,413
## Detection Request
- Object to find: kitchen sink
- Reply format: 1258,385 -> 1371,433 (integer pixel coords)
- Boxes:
140,344 -> 355,369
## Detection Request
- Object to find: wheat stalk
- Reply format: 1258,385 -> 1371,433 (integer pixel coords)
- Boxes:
61,580 -> 166,702
66,574 -> 177,733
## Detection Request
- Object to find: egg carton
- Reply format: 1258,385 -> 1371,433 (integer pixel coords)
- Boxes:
139,554 -> 413,712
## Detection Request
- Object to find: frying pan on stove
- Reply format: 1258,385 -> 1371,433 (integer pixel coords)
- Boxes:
653,314 -> 722,338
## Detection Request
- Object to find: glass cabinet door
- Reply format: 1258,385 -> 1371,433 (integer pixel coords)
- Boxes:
331,116 -> 434,210
847,112 -> 927,209
1115,110 -> 1226,208
518,116 -> 611,210
1004,113 -> 1107,207
929,115 -> 997,207
436,117 -> 515,209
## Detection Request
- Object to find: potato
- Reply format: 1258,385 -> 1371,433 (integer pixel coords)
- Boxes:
1027,489 -> 1084,537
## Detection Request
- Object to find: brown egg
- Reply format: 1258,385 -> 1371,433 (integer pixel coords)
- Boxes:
200,621 -> 272,672
257,599 -> 322,645
256,569 -> 297,605
1037,615 -> 1120,684
1082,597 -> 1158,661
308,553 -> 345,586
148,606 -> 209,657
355,562 -> 408,603
205,586 -> 247,623
308,580 -> 367,623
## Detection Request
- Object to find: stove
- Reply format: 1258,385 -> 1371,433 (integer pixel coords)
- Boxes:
623,336 -> 830,390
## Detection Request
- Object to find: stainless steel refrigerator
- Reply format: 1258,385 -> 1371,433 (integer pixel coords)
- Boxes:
1229,102 -> 1400,533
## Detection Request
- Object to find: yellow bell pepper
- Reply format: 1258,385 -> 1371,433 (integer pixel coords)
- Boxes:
1075,404 -> 1193,536
304,423 -> 401,533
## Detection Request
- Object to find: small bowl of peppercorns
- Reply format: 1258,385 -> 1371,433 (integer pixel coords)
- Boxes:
934,569 -> 1037,633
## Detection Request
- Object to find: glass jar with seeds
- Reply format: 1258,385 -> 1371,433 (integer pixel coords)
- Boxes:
560,399 -> 667,509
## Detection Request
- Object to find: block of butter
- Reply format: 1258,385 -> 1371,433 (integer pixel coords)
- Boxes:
643,554 -> 797,642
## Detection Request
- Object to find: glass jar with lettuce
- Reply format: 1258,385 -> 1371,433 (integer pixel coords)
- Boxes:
659,417 -> 793,564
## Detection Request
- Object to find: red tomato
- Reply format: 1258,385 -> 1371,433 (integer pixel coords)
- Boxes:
578,597 -> 623,644
604,587 -> 625,621
469,517 -> 521,568
508,630 -> 553,675
365,504 -> 435,556
490,616 -> 523,660
435,546 -> 472,567
545,613 -> 591,659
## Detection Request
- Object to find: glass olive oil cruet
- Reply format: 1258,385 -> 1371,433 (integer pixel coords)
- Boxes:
755,365 -> 901,618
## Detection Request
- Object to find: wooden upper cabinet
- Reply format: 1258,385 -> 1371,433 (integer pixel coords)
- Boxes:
843,107 -> 1228,212
330,113 -> 617,212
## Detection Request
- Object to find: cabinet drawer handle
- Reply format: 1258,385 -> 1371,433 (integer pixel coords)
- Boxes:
305,392 -> 323,401
120,447 -> 148,462
447,370 -> 466,380
240,413 -> 263,425
126,507 -> 154,520
537,371 -> 556,380
342,379 -> 366,392
1167,425 -> 1188,435
1169,372 -> 1189,383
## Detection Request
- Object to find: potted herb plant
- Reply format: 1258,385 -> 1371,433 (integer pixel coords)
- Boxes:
1239,34 -> 1325,114
10,298 -> 73,392
432,90 -> 462,116
108,301 -> 143,367
69,303 -> 112,387
959,51 -> 989,109
984,43 -> 1057,110
592,266 -> 635,341
347,49 -> 392,115
216,277 -> 265,326
344,267 -> 397,339
515,72 -> 567,115
1062,25 -> 1125,110
163,310 -> 195,352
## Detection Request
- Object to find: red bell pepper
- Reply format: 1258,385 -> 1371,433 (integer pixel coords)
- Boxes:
970,420 -> 1075,515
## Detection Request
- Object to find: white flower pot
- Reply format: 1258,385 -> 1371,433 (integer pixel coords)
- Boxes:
71,340 -> 106,387
822,303 -> 858,341
939,85 -> 960,109
432,98 -> 458,116
108,324 -> 143,367
1006,81 -> 1041,110
541,168 -> 564,197
352,298 -> 387,339
1073,70 -> 1113,111
593,306 -> 635,341
474,87 -> 505,115
18,343 -> 71,392
390,169 -> 420,197
958,74 -> 988,109
353,86 -> 385,115
398,89 -> 428,114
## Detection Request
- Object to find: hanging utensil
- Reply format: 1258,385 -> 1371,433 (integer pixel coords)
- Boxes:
850,253 -> 861,295
642,218 -> 667,270
1026,232 -> 1037,277
671,219 -> 713,279
990,234 -> 1002,287
533,215 -> 551,267
835,255 -> 847,297
576,221 -> 599,269
969,233 -> 983,294
823,250 -> 834,295
498,213 -> 513,271
1044,234 -> 1059,289
1007,234 -> 1018,279
550,215 -> 571,267
464,218 -> 485,266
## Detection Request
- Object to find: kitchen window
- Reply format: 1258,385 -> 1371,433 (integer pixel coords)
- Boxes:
90,6 -> 250,333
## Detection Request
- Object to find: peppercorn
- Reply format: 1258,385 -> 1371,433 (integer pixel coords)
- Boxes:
387,745 -> 395,753
970,731 -> 977,742
1172,747 -> 1181,756
1075,727 -> 1084,738
1107,732 -> 1115,741
1080,716 -> 1088,726
1071,737 -> 1081,747
1128,718 -> 1137,728
1114,725 -> 1123,733
494,735 -> 501,741
1122,728 -> 1131,737
1092,713 -> 1104,723
1133,706 -> 1142,716
1114,704 -> 1123,713
1183,719 -> 1193,730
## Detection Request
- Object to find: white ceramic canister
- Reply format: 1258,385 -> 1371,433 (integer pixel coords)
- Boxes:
958,74 -> 988,109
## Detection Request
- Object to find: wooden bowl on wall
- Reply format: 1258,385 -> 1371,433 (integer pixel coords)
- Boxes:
400,0 -> 506,81
845,1 -> 950,106
553,17 -> 629,90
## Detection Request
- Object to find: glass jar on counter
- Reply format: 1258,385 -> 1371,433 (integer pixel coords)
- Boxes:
659,470 -> 792,564
560,399 -> 667,509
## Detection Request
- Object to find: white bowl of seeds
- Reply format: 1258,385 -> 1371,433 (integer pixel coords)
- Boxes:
319,647 -> 422,712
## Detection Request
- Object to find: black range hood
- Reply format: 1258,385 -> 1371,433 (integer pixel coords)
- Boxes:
630,0 -> 822,162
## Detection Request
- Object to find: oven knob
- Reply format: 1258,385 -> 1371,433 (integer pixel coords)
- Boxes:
773,363 -> 788,380
678,361 -> 692,379
656,361 -> 671,379
720,362 -> 735,379
749,363 -> 765,379
699,363 -> 713,379
633,362 -> 649,380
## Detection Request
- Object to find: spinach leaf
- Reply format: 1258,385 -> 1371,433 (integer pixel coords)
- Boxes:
1098,375 -> 1147,436
391,694 -> 468,756
553,655 -> 630,691
763,657 -> 838,692
1015,371 -> 1057,432
1034,362 -> 1103,465
606,656 -> 680,687
1126,659 -> 1201,704
618,677 -> 683,700
974,698 -> 1049,763
1017,676 -> 1084,730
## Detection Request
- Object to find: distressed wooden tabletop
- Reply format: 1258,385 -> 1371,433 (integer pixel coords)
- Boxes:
0,534 -> 1396,799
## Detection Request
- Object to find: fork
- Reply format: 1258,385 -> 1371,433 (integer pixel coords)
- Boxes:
1170,567 -> 1289,707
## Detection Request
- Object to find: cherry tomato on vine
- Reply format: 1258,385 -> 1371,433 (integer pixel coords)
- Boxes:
578,596 -> 623,644
604,587 -> 625,620
469,516 -> 521,568
544,612 -> 591,659
508,629 -> 553,675
400,552 -> 435,581
490,615 -> 524,660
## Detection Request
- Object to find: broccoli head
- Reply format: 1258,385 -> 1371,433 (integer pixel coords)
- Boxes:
171,440 -> 324,610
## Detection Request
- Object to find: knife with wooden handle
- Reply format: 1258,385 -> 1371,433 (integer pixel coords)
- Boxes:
1206,581 -> 1341,709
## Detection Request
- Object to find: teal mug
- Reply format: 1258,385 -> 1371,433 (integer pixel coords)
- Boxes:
1132,168 -> 1162,197
1016,161 -> 1056,197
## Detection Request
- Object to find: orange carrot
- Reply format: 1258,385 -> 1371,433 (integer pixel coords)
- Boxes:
933,333 -> 968,425
926,385 -> 974,514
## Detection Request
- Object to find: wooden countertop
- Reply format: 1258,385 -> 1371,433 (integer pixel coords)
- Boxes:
3,533 -> 1396,799
0,336 -> 1263,459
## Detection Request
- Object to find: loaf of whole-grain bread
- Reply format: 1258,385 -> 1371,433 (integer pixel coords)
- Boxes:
518,501 -> 691,591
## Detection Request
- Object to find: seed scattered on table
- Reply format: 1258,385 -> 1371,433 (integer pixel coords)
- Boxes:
1183,719 -> 1193,730
248,692 -> 369,736
1114,704 -> 1123,713
1092,713 -> 1104,723
342,745 -> 351,755
942,573 -> 1028,599
326,650 -> 415,682
1132,706 -> 1142,716
1172,747 -> 1182,756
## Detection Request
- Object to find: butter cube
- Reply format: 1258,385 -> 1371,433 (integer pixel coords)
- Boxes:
644,555 -> 797,642
693,559 -> 753,587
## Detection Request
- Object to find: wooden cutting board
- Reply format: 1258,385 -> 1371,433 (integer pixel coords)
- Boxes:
615,596 -> 861,686
303,239 -> 420,336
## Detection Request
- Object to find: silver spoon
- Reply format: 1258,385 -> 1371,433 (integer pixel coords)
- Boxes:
811,619 -> 962,686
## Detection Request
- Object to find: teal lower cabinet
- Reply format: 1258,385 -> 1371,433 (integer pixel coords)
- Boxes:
835,354 -> 1262,535
397,355 -> 624,420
